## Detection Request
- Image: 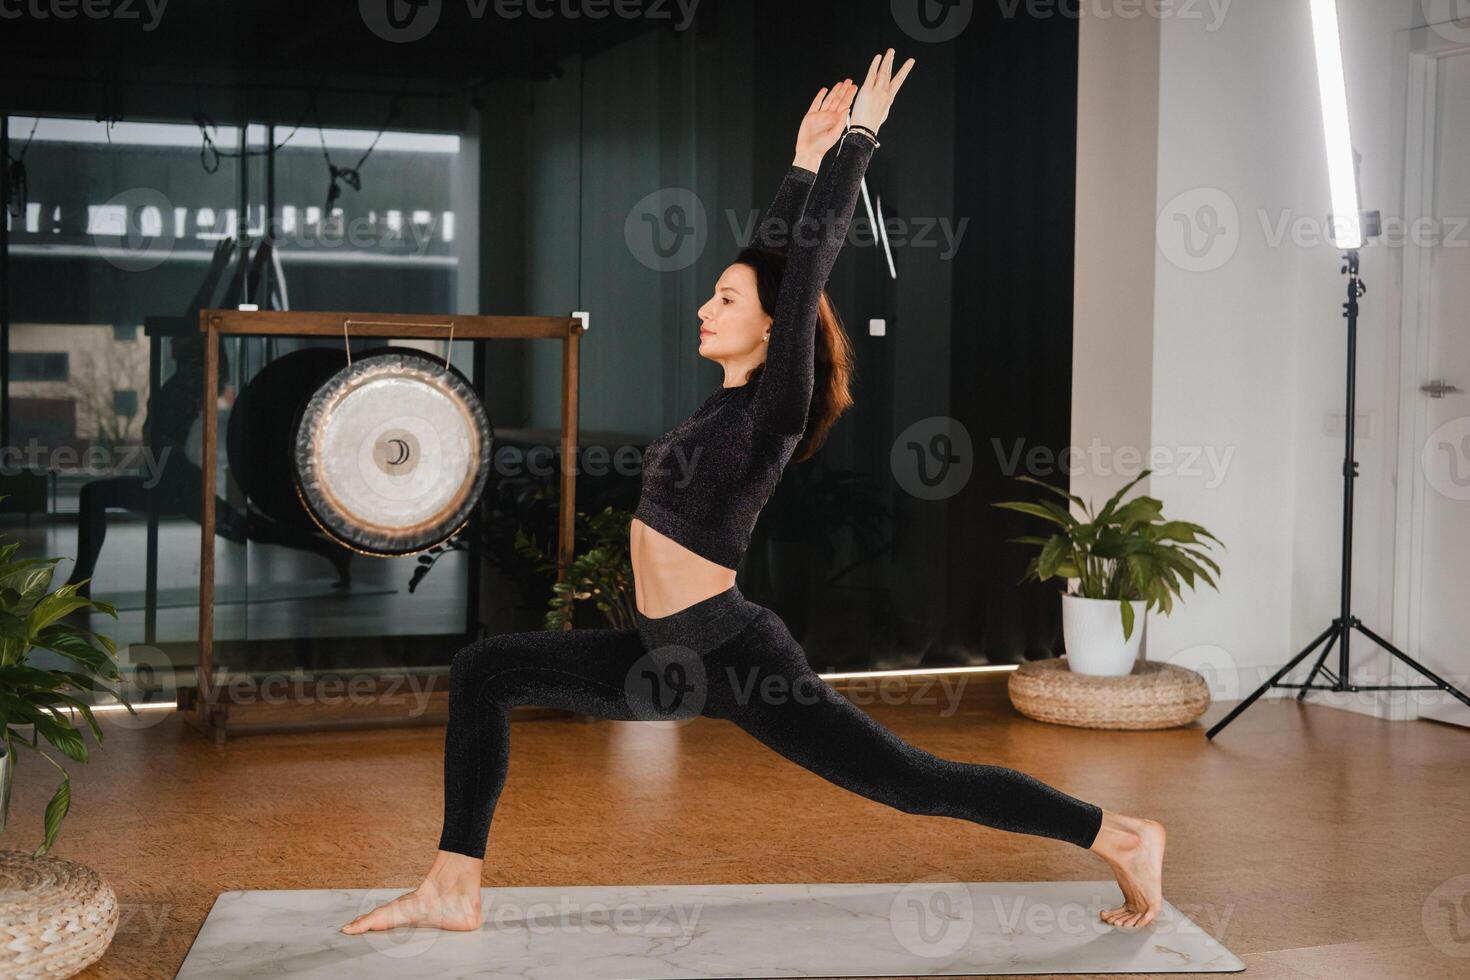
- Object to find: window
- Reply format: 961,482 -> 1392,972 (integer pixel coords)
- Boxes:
113,389 -> 139,416
3,113 -> 478,673
10,351 -> 69,382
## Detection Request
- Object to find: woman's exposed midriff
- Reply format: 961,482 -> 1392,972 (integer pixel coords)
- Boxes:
629,516 -> 738,619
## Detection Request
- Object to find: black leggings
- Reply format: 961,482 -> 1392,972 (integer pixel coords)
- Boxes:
437,584 -> 1103,859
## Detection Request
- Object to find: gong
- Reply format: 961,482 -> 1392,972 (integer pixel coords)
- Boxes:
227,346 -> 349,532
291,347 -> 493,556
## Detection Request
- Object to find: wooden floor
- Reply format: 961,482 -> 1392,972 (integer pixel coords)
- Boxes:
12,671 -> 1467,979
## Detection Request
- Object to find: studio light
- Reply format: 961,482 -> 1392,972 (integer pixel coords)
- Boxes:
1309,0 -> 1362,249
1209,0 -> 1470,736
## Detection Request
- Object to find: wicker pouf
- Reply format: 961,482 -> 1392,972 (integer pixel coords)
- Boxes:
1008,657 -> 1211,730
0,850 -> 117,978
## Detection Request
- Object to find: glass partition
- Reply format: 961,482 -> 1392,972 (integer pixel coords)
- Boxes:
3,114 -> 481,712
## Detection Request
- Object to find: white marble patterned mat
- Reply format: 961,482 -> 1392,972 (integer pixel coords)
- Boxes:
177,880 -> 1244,977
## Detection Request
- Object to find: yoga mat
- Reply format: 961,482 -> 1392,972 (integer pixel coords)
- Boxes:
177,880 -> 1244,977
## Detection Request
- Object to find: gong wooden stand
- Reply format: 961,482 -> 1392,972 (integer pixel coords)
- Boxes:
180,309 -> 589,742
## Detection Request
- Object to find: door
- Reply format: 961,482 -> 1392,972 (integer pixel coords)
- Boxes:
1404,45 -> 1470,727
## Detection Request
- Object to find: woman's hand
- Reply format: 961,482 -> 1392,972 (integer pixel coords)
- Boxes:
792,79 -> 857,172
849,48 -> 915,135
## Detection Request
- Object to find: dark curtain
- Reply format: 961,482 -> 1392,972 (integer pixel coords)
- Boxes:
942,5 -> 1078,664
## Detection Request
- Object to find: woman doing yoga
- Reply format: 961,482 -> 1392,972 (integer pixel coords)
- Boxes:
343,48 -> 1166,937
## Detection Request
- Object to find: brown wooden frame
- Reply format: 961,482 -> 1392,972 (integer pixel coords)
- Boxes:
181,309 -> 588,741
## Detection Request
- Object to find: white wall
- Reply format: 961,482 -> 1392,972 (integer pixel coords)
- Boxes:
1071,9 -> 1160,524
1078,0 -> 1425,715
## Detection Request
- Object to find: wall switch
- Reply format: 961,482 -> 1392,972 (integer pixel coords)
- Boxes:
1324,410 -> 1374,439
869,318 -> 886,336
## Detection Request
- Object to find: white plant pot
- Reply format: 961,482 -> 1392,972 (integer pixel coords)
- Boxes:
1062,594 -> 1147,676
0,746 -> 9,832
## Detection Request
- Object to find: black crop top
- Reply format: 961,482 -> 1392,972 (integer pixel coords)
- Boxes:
633,130 -> 875,570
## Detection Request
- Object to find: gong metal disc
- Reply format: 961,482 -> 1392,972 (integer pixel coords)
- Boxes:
292,349 -> 492,556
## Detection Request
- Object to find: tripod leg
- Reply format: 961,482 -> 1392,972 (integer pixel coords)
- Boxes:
1207,622 -> 1337,740
1353,621 -> 1470,709
1296,631 -> 1339,702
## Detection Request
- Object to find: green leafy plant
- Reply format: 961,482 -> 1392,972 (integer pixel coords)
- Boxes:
0,514 -> 133,857
408,477 -> 562,601
992,469 -> 1223,640
516,505 -> 637,631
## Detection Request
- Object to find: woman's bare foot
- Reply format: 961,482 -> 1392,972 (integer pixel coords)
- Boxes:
340,850 -> 485,934
1088,810 -> 1166,929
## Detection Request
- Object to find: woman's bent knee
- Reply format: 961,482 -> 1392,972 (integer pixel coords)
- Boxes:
449,633 -> 523,691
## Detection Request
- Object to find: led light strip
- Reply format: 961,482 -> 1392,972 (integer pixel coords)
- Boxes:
819,664 -> 1018,681
51,667 -> 1019,716
1309,0 -> 1362,249
874,193 -> 897,280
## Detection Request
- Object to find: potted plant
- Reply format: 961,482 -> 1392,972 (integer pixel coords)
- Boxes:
409,462 -> 642,633
993,469 -> 1222,676
0,514 -> 133,975
0,527 -> 133,852
514,505 -> 638,631
408,478 -> 563,609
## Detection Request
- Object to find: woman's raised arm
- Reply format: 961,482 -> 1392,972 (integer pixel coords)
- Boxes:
749,50 -> 915,436
749,167 -> 816,256
750,80 -> 857,254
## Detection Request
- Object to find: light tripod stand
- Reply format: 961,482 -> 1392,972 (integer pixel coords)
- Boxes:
1206,246 -> 1470,738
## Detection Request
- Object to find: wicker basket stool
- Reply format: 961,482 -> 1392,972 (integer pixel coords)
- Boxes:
1008,657 -> 1211,730
0,849 -> 117,978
